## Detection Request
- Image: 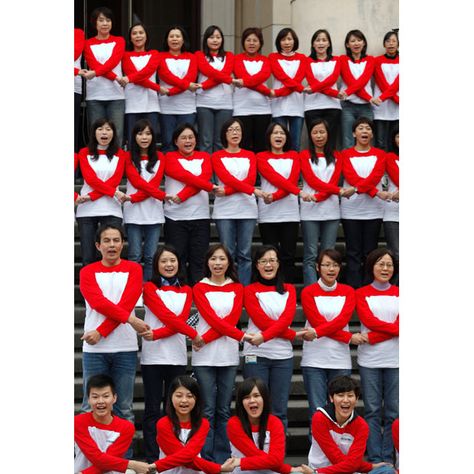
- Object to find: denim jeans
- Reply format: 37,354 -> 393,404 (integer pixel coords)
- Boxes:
358,366 -> 399,463
341,218 -> 382,289
125,223 -> 162,282
81,351 -> 138,423
301,219 -> 340,286
340,101 -> 374,149
374,119 -> 399,151
215,219 -> 256,286
243,357 -> 293,432
87,99 -> 125,147
197,107 -> 233,154
193,365 -> 238,463
159,113 -> 197,152
141,364 -> 187,462
124,112 -> 160,151
273,115 -> 304,151
304,109 -> 341,150
383,221 -> 399,285
370,466 -> 397,474
302,367 -> 351,422
76,215 -> 123,266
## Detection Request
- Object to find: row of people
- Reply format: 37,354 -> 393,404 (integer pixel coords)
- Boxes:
79,224 -> 399,465
74,6 -> 399,152
75,373 -> 398,474
75,117 -> 399,288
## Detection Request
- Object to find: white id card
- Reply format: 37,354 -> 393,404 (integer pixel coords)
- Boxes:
245,355 -> 257,364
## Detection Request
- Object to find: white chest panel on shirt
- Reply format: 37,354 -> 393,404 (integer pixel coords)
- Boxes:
156,289 -> 187,315
349,155 -> 376,178
139,160 -> 159,182
256,291 -> 289,320
348,61 -> 367,79
90,42 -> 116,64
268,158 -> 293,179
95,271 -> 129,303
165,58 -> 190,79
309,158 -> 335,183
209,56 -> 226,71
221,157 -> 250,180
88,425 -> 120,451
130,54 -> 152,71
366,295 -> 398,323
381,63 -> 399,84
243,60 -> 263,75
252,430 -> 270,452
205,291 -> 236,318
311,60 -> 336,81
178,158 -> 203,175
395,159 -> 399,168
87,155 -> 119,181
329,429 -> 355,455
278,59 -> 300,78
314,295 -> 346,321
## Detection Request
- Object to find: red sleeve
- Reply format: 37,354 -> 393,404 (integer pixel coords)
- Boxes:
257,152 -> 301,199
80,262 -> 143,326
374,56 -> 399,101
122,50 -> 160,83
143,283 -> 197,339
164,152 -> 214,191
312,414 -> 373,474
341,149 -> 386,197
244,284 -> 297,342
74,414 -> 133,473
211,151 -> 257,195
299,151 -> 341,200
392,418 -> 399,453
364,330 -> 395,344
196,51 -> 234,89
74,29 -> 85,74
84,36 -> 125,79
340,55 -> 374,98
125,152 -> 166,201
158,52 -> 198,91
385,153 -> 399,188
305,57 -> 341,95
234,54 -> 272,90
269,53 -> 306,92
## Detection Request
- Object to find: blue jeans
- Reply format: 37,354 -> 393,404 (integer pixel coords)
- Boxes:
340,101 -> 374,149
76,215 -> 123,266
125,223 -> 162,282
193,365 -> 238,463
301,219 -> 340,286
197,107 -> 233,154
370,466 -> 397,474
273,115 -> 304,151
243,357 -> 293,432
124,112 -> 160,151
159,113 -> 197,152
374,119 -> 399,152
358,366 -> 399,463
87,99 -> 125,147
302,367 -> 351,422
215,219 -> 256,286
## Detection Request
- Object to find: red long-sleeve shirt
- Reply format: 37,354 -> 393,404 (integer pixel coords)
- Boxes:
305,56 -> 341,97
121,49 -> 162,92
339,55 -> 375,102
233,53 -> 272,96
84,35 -> 125,81
75,28 -> 85,75
385,152 -> 399,188
268,52 -> 307,97
373,54 -> 399,104
158,51 -> 198,96
195,50 -> 234,90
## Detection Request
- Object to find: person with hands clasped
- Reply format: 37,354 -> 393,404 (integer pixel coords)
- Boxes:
139,245 -> 198,463
192,244 -> 249,463
79,224 -> 148,427
163,123 -> 223,285
152,375 -> 237,474
243,245 -> 307,432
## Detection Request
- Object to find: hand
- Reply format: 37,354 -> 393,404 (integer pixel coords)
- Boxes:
370,97 -> 382,106
303,85 -> 313,94
294,329 -> 309,340
299,191 -> 315,202
116,76 -> 129,87
337,90 -> 348,100
75,195 -> 91,204
360,333 -> 370,344
171,195 -> 182,204
339,187 -> 356,199
248,333 -> 265,346
231,78 -> 244,88
392,189 -> 399,202
263,193 -> 273,204
254,188 -> 265,199
242,332 -> 255,342
81,330 -> 101,345
372,462 -> 393,470
192,334 -> 205,348
159,86 -> 170,95
213,185 -> 226,197
302,327 -> 317,341
83,70 -> 96,80
221,457 -> 239,472
140,328 -> 154,341
269,89 -> 276,98
376,190 -> 392,201
188,82 -> 202,92
164,194 -> 175,202
350,333 -> 366,345
128,315 -> 150,334
128,460 -> 156,474
114,190 -> 131,203
298,464 -> 314,474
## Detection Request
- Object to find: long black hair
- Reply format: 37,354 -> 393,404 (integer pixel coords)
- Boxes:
130,119 -> 158,174
88,118 -> 119,161
162,25 -> 190,53
251,245 -> 285,294
203,243 -> 240,283
202,25 -> 226,61
235,377 -> 271,450
150,245 -> 187,287
265,122 -> 291,152
307,119 -> 335,165
309,29 -> 333,61
166,375 -> 203,443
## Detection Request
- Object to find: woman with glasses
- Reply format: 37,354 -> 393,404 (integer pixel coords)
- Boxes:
356,247 -> 399,466
242,245 -> 307,432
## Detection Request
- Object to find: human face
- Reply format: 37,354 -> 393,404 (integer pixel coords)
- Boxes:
168,29 -> 184,54
257,250 -> 279,280
158,250 -> 179,279
317,255 -> 340,286
89,385 -> 117,422
175,128 -> 196,156
330,390 -> 357,425
226,121 -> 242,148
244,33 -> 261,56
373,253 -> 394,284
171,385 -> 196,422
208,248 -> 229,279
394,133 -> 400,148
346,34 -> 365,57
242,385 -> 264,425
280,32 -> 295,54
353,122 -> 373,148
95,122 -> 114,147
313,32 -> 330,57
136,126 -> 153,153
96,228 -> 124,266
310,123 -> 328,152
384,34 -> 399,56
130,24 -> 147,51
96,13 -> 112,38
270,125 -> 287,152
207,29 -> 223,53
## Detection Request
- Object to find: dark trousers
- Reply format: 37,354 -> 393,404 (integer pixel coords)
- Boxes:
342,218 -> 382,288
164,218 -> 210,285
141,364 -> 186,462
304,108 -> 342,150
374,119 -> 399,151
259,222 -> 299,283
234,114 -> 272,153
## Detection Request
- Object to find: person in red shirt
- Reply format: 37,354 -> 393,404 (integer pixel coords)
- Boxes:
75,374 -> 153,474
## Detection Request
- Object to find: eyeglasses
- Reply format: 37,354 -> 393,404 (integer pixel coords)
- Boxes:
226,127 -> 242,133
375,262 -> 394,269
319,263 -> 340,269
257,258 -> 279,266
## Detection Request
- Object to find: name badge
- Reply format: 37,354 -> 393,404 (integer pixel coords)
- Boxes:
245,355 -> 257,364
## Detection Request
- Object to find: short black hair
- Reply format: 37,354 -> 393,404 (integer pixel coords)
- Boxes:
317,248 -> 343,267
95,224 -> 125,244
162,25 -> 190,52
352,116 -> 374,133
87,374 -> 116,396
365,247 -> 398,281
90,6 -> 113,30
328,375 -> 360,398
275,28 -> 299,53
241,27 -> 264,53
172,122 -> 199,150
220,117 -> 244,148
